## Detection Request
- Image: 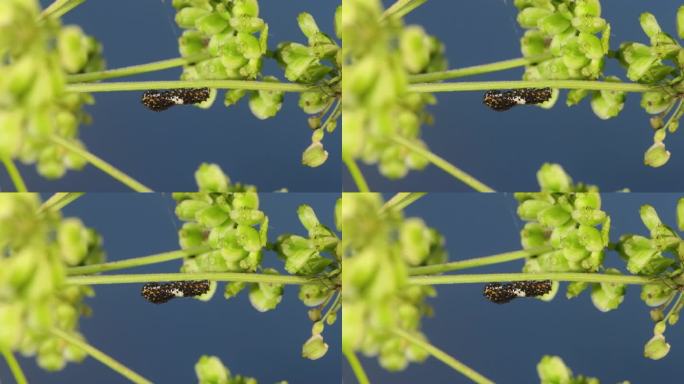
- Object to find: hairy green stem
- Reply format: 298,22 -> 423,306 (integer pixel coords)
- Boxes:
391,136 -> 495,192
66,272 -> 317,286
409,54 -> 553,83
67,53 -> 211,83
408,272 -> 655,286
409,246 -> 553,276
67,246 -> 212,275
343,347 -> 370,384
343,154 -> 370,192
382,0 -> 428,20
408,80 -> 658,93
67,80 -> 310,93
40,0 -> 85,20
380,192 -> 427,214
1,348 -> 28,384
2,157 -> 27,192
50,136 -> 152,192
50,328 -> 152,384
39,192 -> 84,214
392,328 -> 494,384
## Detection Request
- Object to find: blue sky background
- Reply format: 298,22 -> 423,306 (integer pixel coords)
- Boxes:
0,0 -> 341,192
0,193 -> 340,384
343,193 -> 684,383
345,1 -> 683,192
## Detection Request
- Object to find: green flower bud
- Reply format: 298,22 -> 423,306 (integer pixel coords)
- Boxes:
249,87 -> 284,119
224,89 -> 247,107
299,284 -> 329,307
566,281 -> 589,298
627,55 -> 657,82
537,355 -> 572,383
644,334 -> 670,360
297,12 -> 320,40
233,193 -> 259,210
312,320 -> 324,336
640,205 -> 662,231
571,208 -> 606,226
517,7 -> 553,29
518,199 -> 553,221
179,223 -> 205,249
196,13 -> 229,35
248,278 -> 283,312
639,13 -> 662,40
195,163 -> 229,192
590,89 -> 625,120
677,197 -> 684,231
302,334 -> 328,360
0,303 -> 23,350
572,16 -> 606,34
308,308 -> 322,321
539,13 -> 571,35
299,91 -> 328,114
521,223 -> 548,249
678,5 -> 684,39
58,26 -> 89,73
175,7 -> 211,29
651,308 -> 665,322
302,142 -> 328,168
590,271 -> 625,312
176,199 -> 210,221
58,218 -> 88,266
537,163 -> 572,192
400,218 -> 430,266
400,26 -> 430,73
538,205 -> 572,228
641,91 -> 673,114
233,0 -> 259,17
641,284 -> 674,307
224,281 -> 246,299
644,142 -> 670,168
196,205 -> 230,228
669,313 -> 679,326
654,320 -> 667,336
195,355 -> 229,383
235,224 -> 261,252
229,209 -> 264,226
297,205 -> 320,232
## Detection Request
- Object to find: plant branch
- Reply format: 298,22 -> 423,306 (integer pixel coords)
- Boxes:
1,348 -> 28,384
391,136 -> 495,192
382,0 -> 428,21
2,156 -> 27,192
66,80 -> 310,93
66,272 -> 317,286
343,154 -> 370,192
40,0 -> 85,20
321,291 -> 341,324
39,192 -> 84,214
392,328 -> 494,384
50,328 -> 152,384
408,80 -> 659,93
408,272 -> 656,286
343,347 -> 370,384
67,53 -> 212,83
380,192 -> 426,214
408,246 -> 553,275
409,54 -> 553,83
50,135 -> 152,192
67,246 -> 212,275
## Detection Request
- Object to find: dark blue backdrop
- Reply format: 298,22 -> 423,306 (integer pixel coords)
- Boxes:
1,0 -> 340,192
343,193 -> 684,383
344,1 -> 683,192
0,193 -> 341,384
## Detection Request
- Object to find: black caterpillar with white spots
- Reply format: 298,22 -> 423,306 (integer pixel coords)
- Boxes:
141,88 -> 210,111
141,280 -> 210,304
483,88 -> 552,111
483,280 -> 552,304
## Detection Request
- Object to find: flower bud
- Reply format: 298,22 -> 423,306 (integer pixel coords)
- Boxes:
537,355 -> 572,382
644,142 -> 670,168
195,163 -> 229,192
302,142 -> 328,167
302,334 -> 328,360
537,163 -> 572,192
644,334 -> 670,360
195,355 -> 230,383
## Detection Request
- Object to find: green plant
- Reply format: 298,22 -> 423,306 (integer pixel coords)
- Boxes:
342,190 -> 684,383
0,191 -> 340,383
0,0 -> 341,192
343,0 -> 684,192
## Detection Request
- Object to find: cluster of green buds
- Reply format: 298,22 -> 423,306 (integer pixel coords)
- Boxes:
1,0 -> 105,179
537,355 -> 601,384
342,0 -> 447,179
616,199 -> 684,360
0,193 -> 105,371
620,10 -> 684,167
516,0 -> 613,112
276,11 -> 341,168
342,193 -> 447,371
195,355 -> 285,384
515,164 -> 623,311
274,201 -> 341,360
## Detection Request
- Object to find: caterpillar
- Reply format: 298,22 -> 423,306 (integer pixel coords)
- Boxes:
483,280 -> 552,304
141,88 -> 210,111
483,88 -> 552,111
141,280 -> 211,304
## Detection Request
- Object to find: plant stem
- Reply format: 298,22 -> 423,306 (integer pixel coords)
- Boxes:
66,80 -> 310,93
391,136 -> 495,192
343,347 -> 370,384
408,272 -> 655,286
40,0 -> 85,20
50,328 -> 152,384
408,246 -> 553,276
392,328 -> 494,384
39,192 -> 84,213
408,80 -> 658,93
321,291 -> 341,324
380,192 -> 426,214
2,157 -> 27,192
665,292 -> 684,323
50,136 -> 152,192
67,246 -> 212,275
409,54 -> 553,83
67,53 -> 212,83
382,0 -> 428,20
343,154 -> 370,192
66,272 -> 317,286
1,348 -> 28,384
